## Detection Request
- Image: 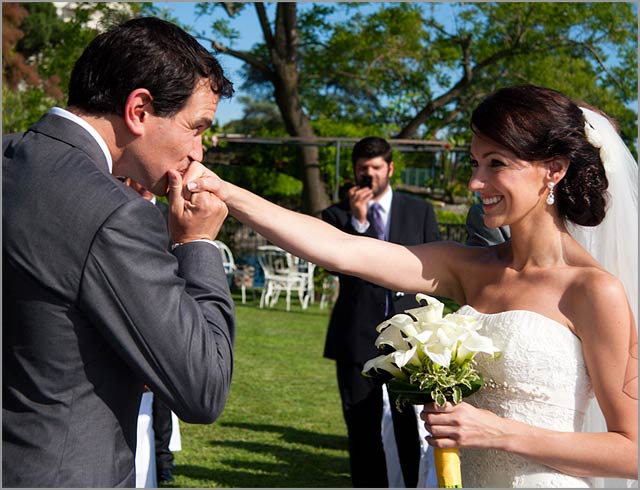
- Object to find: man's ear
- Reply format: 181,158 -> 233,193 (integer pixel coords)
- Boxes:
547,157 -> 569,184
388,161 -> 395,178
123,89 -> 153,136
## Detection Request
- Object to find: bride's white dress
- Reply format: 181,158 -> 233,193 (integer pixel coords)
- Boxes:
456,305 -> 595,488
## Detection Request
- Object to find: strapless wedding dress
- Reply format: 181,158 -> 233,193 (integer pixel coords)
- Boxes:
456,306 -> 595,488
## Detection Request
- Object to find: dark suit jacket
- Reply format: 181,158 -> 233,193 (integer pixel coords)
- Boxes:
465,202 -> 510,246
2,114 -> 235,487
321,191 -> 441,363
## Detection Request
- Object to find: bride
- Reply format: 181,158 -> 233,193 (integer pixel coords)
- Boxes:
184,84 -> 637,487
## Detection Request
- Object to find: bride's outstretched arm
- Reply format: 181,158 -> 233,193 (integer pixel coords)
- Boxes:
186,175 -> 467,303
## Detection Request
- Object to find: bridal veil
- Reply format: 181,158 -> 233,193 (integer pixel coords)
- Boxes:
568,107 -> 638,488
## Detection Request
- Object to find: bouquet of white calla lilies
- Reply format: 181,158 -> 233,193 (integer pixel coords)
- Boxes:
363,295 -> 499,405
362,294 -> 500,488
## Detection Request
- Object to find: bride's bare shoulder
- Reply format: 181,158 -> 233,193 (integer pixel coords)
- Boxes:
567,265 -> 631,332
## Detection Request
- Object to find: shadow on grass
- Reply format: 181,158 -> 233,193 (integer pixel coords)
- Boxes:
222,421 -> 346,450
183,442 -> 348,487
173,437 -> 350,487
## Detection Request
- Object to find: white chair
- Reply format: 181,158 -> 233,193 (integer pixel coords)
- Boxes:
257,245 -> 315,311
291,255 -> 316,309
320,274 -> 339,309
214,240 -> 236,276
215,240 -> 250,303
233,265 -> 255,304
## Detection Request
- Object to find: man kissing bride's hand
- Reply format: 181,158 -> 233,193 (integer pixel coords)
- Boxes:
168,163 -> 228,244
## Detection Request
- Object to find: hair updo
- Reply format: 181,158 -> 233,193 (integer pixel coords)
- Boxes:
470,84 -> 609,226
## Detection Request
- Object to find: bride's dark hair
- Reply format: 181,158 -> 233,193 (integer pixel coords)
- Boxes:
470,84 -> 608,226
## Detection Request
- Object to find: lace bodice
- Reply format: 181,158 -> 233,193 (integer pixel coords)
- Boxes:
456,306 -> 596,488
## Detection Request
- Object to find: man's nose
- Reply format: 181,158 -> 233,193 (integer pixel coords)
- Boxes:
189,137 -> 204,163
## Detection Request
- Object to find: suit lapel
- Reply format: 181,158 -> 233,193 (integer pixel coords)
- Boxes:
388,193 -> 406,243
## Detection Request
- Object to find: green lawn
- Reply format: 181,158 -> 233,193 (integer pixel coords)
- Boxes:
166,292 -> 351,488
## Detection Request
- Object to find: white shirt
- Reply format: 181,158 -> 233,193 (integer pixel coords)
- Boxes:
351,186 -> 393,239
49,107 -> 113,173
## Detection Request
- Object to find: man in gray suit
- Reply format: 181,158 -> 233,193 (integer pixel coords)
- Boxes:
3,18 -> 235,487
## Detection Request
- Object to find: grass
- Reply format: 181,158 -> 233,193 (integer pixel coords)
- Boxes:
164,291 -> 351,488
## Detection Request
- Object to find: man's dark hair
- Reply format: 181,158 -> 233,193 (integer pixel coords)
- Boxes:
68,17 -> 234,117
351,136 -> 393,167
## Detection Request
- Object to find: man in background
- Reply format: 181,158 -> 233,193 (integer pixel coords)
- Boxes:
321,136 -> 441,487
3,17 -> 235,487
465,202 -> 510,246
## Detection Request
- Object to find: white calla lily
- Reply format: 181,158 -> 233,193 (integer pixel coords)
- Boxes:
407,329 -> 435,345
375,323 -> 411,350
362,353 -> 407,380
422,341 -> 452,368
376,314 -> 419,336
454,331 -> 501,364
391,345 -> 419,369
405,294 -> 445,325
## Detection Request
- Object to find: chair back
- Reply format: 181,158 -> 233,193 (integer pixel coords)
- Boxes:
256,245 -> 317,310
214,240 -> 236,275
257,245 -> 291,278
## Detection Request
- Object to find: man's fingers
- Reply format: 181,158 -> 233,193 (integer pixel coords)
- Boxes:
167,169 -> 185,216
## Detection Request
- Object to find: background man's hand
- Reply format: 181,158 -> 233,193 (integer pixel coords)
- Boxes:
348,185 -> 374,224
167,162 -> 228,243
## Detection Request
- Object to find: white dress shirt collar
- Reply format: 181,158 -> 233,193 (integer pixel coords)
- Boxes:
49,107 -> 113,173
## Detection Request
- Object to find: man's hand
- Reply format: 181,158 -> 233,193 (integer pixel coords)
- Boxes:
348,185 -> 374,224
167,163 -> 228,243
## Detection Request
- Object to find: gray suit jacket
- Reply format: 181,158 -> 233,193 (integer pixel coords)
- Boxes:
2,113 -> 235,487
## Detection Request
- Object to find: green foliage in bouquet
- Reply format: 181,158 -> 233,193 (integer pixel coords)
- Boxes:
389,361 -> 483,408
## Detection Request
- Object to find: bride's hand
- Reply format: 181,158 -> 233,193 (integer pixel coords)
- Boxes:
420,401 -> 506,449
185,169 -> 230,202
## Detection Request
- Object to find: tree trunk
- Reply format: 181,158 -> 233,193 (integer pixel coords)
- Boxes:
264,3 -> 331,216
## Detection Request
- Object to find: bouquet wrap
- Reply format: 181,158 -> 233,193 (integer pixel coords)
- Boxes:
434,448 -> 462,488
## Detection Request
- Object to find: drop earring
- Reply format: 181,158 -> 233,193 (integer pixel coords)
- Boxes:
546,182 -> 555,205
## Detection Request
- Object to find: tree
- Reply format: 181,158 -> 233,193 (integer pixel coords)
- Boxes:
194,2 -> 332,215
2,2 -> 149,133
303,3 -> 637,142
189,2 -> 636,214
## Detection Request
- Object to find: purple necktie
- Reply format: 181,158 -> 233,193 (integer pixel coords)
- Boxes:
370,202 -> 391,315
369,202 -> 385,240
